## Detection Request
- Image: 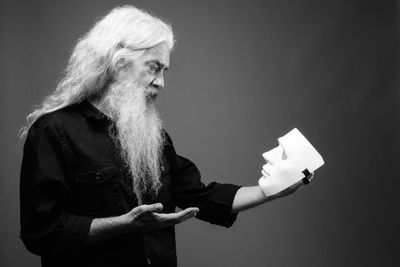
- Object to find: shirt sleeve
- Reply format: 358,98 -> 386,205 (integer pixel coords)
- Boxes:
165,133 -> 241,228
20,117 -> 93,255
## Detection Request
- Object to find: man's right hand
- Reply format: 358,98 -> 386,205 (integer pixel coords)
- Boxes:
87,203 -> 199,244
122,203 -> 199,231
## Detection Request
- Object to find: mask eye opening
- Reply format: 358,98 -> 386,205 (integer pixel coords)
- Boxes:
282,150 -> 288,160
279,143 -> 288,160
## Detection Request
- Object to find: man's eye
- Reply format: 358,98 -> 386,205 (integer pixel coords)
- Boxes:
148,65 -> 159,73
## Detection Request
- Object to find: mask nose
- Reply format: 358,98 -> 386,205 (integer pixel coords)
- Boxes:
262,146 -> 283,164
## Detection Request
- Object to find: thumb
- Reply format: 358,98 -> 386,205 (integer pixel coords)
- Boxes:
131,203 -> 163,216
147,203 -> 163,213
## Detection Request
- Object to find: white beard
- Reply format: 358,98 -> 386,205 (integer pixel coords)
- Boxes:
99,78 -> 164,202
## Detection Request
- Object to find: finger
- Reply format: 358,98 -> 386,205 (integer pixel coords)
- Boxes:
158,208 -> 199,224
177,207 -> 199,216
293,179 -> 304,189
134,203 -> 163,216
174,211 -> 196,222
145,203 -> 164,213
307,172 -> 314,181
302,172 -> 314,185
174,207 -> 199,219
282,180 -> 303,194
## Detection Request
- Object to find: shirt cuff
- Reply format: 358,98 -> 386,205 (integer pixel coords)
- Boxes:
198,183 -> 241,228
59,212 -> 93,247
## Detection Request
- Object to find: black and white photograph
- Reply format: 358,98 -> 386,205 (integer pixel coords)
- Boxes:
1,1 -> 398,266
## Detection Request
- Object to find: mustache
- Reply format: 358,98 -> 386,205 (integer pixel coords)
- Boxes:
145,87 -> 159,97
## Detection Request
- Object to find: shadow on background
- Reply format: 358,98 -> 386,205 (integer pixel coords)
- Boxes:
1,0 -> 398,266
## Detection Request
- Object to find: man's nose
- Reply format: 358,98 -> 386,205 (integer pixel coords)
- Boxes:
151,74 -> 164,89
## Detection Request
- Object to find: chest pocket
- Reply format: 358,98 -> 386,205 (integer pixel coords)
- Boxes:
72,165 -> 124,217
76,167 -> 116,184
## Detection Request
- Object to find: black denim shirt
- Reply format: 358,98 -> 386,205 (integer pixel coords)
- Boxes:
20,101 -> 240,267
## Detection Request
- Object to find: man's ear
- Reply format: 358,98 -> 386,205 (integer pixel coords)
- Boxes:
110,57 -> 133,81
114,57 -> 131,72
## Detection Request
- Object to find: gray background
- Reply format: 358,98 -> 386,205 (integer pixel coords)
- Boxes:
1,0 -> 399,266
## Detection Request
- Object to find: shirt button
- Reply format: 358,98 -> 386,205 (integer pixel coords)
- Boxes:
95,172 -> 101,180
160,165 -> 165,172
146,258 -> 151,265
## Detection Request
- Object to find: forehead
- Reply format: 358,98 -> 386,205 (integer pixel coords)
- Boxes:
142,42 -> 170,66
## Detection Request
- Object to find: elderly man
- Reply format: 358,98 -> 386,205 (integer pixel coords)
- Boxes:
20,5 -> 308,267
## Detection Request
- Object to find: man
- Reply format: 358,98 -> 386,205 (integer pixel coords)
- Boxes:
20,5 -> 308,267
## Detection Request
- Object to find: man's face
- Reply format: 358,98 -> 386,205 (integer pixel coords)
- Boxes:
130,42 -> 170,102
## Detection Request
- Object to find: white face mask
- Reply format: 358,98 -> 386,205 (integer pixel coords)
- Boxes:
258,128 -> 324,197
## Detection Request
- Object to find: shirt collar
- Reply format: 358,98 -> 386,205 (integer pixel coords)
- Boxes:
78,100 -> 110,121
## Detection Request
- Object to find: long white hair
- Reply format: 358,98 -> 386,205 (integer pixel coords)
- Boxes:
20,5 -> 174,138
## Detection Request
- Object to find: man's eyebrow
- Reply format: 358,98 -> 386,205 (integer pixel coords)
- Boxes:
146,60 -> 169,70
